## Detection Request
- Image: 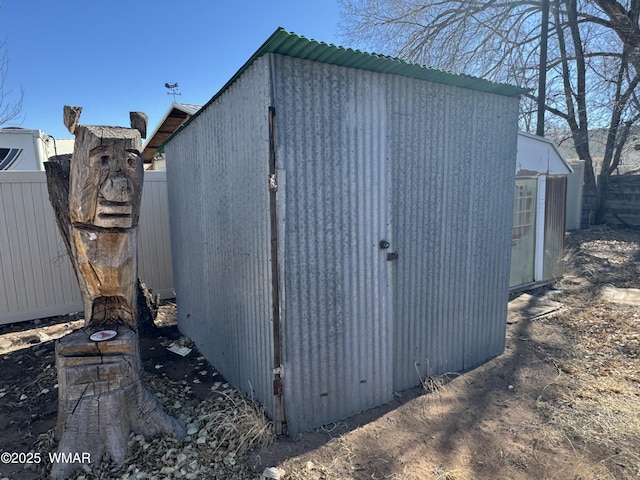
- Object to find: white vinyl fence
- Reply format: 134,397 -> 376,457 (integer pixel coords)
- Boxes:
566,160 -> 585,231
0,170 -> 174,325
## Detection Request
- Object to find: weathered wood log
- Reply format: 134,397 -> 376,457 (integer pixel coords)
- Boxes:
137,278 -> 161,336
49,110 -> 148,329
52,327 -> 185,480
63,105 -> 82,134
130,111 -> 148,140
45,107 -> 184,480
46,156 -> 160,332
44,157 -> 75,276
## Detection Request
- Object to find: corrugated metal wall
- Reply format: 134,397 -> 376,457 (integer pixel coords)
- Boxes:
165,56 -> 275,419
273,54 -> 394,434
0,170 -> 175,325
272,54 -> 518,433
387,75 -> 517,389
543,176 -> 567,280
166,52 -> 518,435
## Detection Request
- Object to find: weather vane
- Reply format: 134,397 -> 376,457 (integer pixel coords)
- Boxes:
165,82 -> 181,101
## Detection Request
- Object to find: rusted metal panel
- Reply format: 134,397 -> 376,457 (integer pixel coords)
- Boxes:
543,176 -> 567,280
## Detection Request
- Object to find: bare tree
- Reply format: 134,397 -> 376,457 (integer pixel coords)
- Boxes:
0,39 -> 23,127
339,0 -> 640,223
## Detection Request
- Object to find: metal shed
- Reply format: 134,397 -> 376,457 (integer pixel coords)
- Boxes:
510,132 -> 573,290
164,28 -> 524,435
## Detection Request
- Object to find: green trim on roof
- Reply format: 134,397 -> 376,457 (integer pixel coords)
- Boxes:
252,28 -> 526,97
162,28 -> 526,150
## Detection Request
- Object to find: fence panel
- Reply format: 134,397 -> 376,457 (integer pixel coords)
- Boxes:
0,170 -> 173,325
565,161 -> 584,230
604,174 -> 640,228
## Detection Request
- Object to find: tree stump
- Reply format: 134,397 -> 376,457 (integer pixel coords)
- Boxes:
52,326 -> 185,479
46,107 -> 185,480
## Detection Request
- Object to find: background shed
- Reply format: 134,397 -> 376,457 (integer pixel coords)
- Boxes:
510,132 -> 573,289
142,103 -> 201,170
165,28 -> 523,435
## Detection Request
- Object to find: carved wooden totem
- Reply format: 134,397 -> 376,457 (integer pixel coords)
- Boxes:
45,106 -> 185,480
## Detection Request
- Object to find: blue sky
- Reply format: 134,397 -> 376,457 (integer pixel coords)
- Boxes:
2,0 -> 343,140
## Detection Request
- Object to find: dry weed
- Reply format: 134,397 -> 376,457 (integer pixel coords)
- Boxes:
535,228 -> 640,477
415,361 -> 456,395
32,366 -> 274,479
432,466 -> 470,480
197,391 -> 275,456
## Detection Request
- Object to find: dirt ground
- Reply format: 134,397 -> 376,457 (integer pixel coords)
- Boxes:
0,226 -> 638,479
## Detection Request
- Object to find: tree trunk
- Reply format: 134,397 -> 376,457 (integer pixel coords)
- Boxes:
51,327 -> 185,480
45,108 -> 185,479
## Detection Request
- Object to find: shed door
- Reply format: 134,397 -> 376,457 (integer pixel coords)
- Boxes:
543,176 -> 567,280
277,82 -> 394,435
510,178 -> 538,287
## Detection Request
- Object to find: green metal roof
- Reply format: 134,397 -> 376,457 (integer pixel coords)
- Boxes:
163,28 -> 525,149
247,27 -> 526,98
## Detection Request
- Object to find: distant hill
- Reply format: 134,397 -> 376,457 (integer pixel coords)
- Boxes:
549,127 -> 640,173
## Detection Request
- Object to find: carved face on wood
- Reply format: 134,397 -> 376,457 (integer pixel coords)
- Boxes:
69,126 -> 144,229
60,107 -> 148,327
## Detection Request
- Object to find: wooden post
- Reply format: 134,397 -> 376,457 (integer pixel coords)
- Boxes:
45,107 -> 185,480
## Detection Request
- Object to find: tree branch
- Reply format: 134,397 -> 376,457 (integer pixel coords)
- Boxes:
0,42 -> 23,127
